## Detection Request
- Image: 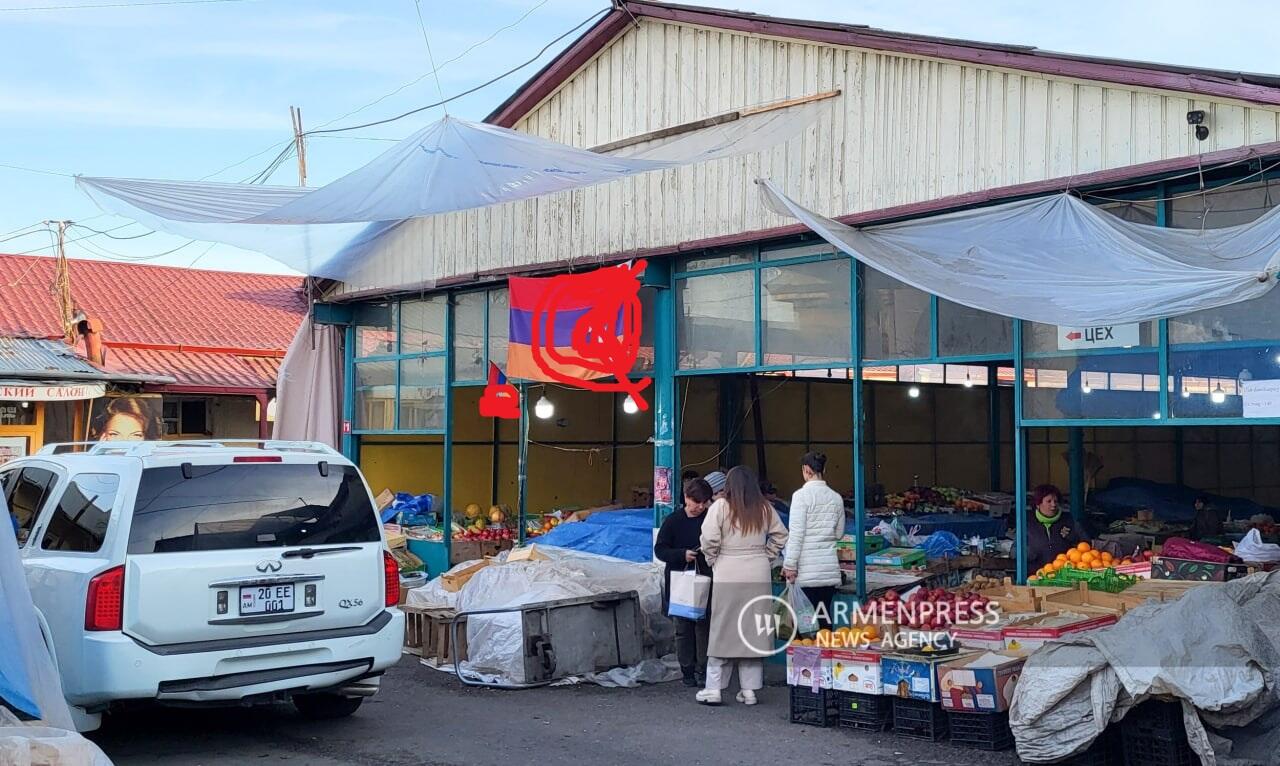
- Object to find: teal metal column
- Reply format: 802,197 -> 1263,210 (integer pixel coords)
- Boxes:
1068,428 -> 1085,522
851,260 -> 867,601
988,363 -> 1001,491
341,323 -> 356,461
442,298 -> 454,563
517,381 -> 529,545
651,263 -> 677,525
1013,320 -> 1028,583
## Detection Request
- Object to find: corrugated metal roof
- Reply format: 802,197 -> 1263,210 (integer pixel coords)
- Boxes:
106,347 -> 281,390
0,337 -> 103,376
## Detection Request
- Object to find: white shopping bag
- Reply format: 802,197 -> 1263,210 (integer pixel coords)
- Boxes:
667,568 -> 711,620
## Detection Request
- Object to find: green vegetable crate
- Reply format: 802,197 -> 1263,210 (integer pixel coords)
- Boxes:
1029,565 -> 1137,593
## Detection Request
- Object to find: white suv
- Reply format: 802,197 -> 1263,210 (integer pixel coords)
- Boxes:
1,440 -> 404,732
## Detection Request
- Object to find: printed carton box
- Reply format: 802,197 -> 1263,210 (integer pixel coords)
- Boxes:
828,648 -> 882,695
938,652 -> 1026,713
786,646 -> 830,690
880,650 -> 978,703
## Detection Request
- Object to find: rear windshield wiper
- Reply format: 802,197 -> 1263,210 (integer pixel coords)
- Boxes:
280,546 -> 363,559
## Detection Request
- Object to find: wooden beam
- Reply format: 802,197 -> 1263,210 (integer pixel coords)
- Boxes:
740,89 -> 841,117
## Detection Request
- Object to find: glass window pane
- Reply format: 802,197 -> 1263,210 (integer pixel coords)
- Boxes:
679,250 -> 753,272
41,473 -> 117,553
937,299 -> 1012,357
1170,180 -> 1275,229
677,271 -> 756,370
761,242 -> 835,261
862,269 -> 930,360
353,360 -> 396,430
1096,199 -> 1158,224
945,365 -> 989,386
633,286 -> 656,376
1171,344 -> 1280,420
488,289 -> 509,373
761,260 -> 851,365
0,402 -> 36,426
453,292 -> 486,381
401,297 -> 445,354
353,302 -> 397,357
399,357 -> 446,430
1023,353 -> 1160,420
1023,320 -> 1156,352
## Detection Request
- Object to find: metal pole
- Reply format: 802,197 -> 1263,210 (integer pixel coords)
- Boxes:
851,259 -> 867,601
652,270 -> 676,526
518,381 -> 529,545
443,297 -> 454,563
1014,320 -> 1028,583
988,363 -> 1001,491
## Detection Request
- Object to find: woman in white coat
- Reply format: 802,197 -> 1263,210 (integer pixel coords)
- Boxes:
781,452 -> 845,633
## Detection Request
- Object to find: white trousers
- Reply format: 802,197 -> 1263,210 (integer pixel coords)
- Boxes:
705,657 -> 763,692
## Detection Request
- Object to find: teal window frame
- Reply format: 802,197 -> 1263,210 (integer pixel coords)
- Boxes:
350,295 -> 450,436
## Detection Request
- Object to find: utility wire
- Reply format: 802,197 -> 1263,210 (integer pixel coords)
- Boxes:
0,161 -> 75,178
306,7 -> 609,136
412,0 -> 448,114
1,0 -> 256,10
68,222 -> 154,240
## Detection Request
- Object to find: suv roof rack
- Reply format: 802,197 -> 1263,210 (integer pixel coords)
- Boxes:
38,440 -> 342,458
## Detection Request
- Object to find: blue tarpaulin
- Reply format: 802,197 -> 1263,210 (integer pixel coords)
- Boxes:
1091,477 -> 1278,523
534,509 -> 656,563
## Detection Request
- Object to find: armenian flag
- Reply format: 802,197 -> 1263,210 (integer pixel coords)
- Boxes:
506,274 -> 629,382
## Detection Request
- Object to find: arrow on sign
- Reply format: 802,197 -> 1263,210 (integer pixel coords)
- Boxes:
1066,332 -> 1082,341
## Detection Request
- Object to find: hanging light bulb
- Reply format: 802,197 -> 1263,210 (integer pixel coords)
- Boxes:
1210,384 -> 1227,405
1081,381 -> 1092,394
19,401 -> 30,409
622,395 -> 639,415
534,395 -> 555,419
1152,412 -> 1162,420
907,385 -> 921,399
963,370 -> 974,388
1181,387 -> 1191,399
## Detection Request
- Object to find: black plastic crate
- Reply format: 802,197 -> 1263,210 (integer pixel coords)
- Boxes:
891,697 -> 948,741
1120,701 -> 1195,766
948,710 -> 1014,751
789,685 -> 838,727
1018,728 -> 1123,766
836,691 -> 892,732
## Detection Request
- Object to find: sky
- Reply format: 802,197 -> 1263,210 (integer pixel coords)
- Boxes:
0,0 -> 1275,276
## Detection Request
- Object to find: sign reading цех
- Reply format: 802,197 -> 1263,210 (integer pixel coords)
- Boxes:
1056,324 -> 1141,351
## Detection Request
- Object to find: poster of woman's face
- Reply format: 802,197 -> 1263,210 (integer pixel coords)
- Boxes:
88,395 -> 164,442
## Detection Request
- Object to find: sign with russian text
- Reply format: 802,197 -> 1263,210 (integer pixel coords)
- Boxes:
0,383 -> 106,402
1056,324 -> 1140,351
1242,379 -> 1280,418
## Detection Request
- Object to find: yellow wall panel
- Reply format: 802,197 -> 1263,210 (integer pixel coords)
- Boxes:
809,381 -> 853,442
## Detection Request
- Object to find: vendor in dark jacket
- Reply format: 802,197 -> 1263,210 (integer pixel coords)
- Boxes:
654,477 -> 713,687
1027,484 -> 1088,573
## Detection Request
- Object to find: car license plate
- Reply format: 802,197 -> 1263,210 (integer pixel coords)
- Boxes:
240,584 -> 295,615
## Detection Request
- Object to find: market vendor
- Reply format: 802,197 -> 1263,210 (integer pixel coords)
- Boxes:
1189,495 -> 1225,540
654,477 -> 714,687
1027,484 -> 1087,573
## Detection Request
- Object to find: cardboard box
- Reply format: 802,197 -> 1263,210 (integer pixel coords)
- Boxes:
1151,556 -> 1253,582
836,534 -> 887,561
938,652 -> 1026,712
952,613 -> 1046,652
441,559 -> 490,592
880,650 -> 979,702
786,646 -> 829,691
867,547 -> 927,568
506,544 -> 550,563
375,488 -> 395,511
1002,612 -> 1117,652
829,648 -> 883,695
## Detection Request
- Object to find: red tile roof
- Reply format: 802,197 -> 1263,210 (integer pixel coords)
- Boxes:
0,254 -> 304,391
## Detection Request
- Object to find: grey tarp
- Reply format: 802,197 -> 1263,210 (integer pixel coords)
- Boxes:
271,316 -> 342,449
1010,571 -> 1280,765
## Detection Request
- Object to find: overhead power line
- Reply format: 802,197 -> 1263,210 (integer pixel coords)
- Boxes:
1,0 -> 256,11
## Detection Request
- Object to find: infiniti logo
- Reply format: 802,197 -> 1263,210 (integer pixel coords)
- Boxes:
256,560 -> 282,573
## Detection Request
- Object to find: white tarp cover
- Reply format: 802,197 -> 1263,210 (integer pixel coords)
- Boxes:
271,316 -> 341,448
760,179 -> 1280,326
1009,571 -> 1280,765
75,106 -> 822,282
406,546 -> 673,687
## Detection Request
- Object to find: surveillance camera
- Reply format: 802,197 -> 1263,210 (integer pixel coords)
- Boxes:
1195,125 -> 1210,141
1186,110 -> 1206,125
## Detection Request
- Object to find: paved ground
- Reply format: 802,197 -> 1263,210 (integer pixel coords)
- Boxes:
90,657 -> 1023,766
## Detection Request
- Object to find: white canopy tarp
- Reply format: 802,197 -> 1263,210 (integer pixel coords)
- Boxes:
75,105 -> 824,282
271,316 -> 341,449
759,179 -> 1280,326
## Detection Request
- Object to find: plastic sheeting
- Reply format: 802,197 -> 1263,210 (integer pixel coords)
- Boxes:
0,496 -> 72,731
271,316 -> 342,449
531,509 -> 656,563
75,105 -> 824,282
406,546 -> 672,687
1009,571 -> 1280,764
0,717 -> 112,766
759,180 -> 1280,326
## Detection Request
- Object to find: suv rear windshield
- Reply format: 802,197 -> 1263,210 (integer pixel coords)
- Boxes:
128,463 -> 380,554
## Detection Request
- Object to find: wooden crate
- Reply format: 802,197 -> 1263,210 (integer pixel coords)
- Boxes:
414,609 -> 469,667
1042,582 -> 1130,617
402,604 -> 430,656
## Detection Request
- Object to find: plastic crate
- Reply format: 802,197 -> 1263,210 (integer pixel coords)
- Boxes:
1120,701 -> 1195,766
948,710 -> 1014,751
836,691 -> 892,732
1028,566 -> 1137,593
891,697 -> 948,741
789,685 -> 838,727
1045,729 -> 1124,766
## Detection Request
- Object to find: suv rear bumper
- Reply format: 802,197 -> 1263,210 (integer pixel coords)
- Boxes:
68,609 -> 405,706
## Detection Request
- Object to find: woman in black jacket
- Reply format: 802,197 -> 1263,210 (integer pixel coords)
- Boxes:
654,477 -> 714,686
1027,484 -> 1088,573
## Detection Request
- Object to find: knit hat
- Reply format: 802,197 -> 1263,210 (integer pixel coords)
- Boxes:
704,471 -> 727,494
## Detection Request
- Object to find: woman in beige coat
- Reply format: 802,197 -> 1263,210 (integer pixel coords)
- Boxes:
697,466 -> 788,706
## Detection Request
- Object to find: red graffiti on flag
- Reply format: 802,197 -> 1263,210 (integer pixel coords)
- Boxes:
530,260 -> 652,410
478,362 -> 520,420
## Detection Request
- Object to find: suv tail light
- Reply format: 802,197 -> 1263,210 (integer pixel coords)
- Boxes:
383,550 -> 400,608
86,566 -> 124,631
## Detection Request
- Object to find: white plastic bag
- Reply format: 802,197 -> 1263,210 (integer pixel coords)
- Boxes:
789,584 -> 819,636
667,568 -> 710,620
1235,529 -> 1280,563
